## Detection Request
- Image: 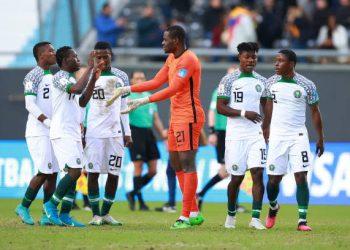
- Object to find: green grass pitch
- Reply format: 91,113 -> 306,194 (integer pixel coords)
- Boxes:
0,199 -> 349,249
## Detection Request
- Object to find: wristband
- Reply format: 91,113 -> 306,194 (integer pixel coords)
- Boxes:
240,109 -> 246,117
43,119 -> 51,128
209,126 -> 215,134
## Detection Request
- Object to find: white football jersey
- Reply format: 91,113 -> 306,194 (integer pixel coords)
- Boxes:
50,70 -> 82,141
266,73 -> 319,139
217,69 -> 267,140
23,66 -> 53,137
85,68 -> 129,138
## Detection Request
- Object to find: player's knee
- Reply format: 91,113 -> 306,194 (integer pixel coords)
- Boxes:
68,168 -> 82,180
294,171 -> 308,184
148,169 -> 157,177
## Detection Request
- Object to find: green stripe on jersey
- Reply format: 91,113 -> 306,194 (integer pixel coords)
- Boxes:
65,83 -> 73,93
24,92 -> 37,96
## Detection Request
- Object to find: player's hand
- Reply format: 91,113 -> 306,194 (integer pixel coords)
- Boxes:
92,61 -> 104,80
263,127 -> 270,144
121,97 -> 150,114
208,133 -> 217,146
161,129 -> 168,140
106,86 -> 131,107
316,138 -> 324,157
87,50 -> 96,67
244,111 -> 262,124
124,135 -> 133,147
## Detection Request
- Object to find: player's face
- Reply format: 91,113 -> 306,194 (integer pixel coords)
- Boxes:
162,31 -> 176,53
94,49 -> 111,71
66,50 -> 81,72
41,44 -> 56,65
274,53 -> 293,76
131,72 -> 146,85
239,51 -> 257,73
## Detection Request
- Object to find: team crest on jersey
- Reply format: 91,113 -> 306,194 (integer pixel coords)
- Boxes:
269,164 -> 275,171
88,162 -> 93,169
76,158 -> 81,165
294,90 -> 302,98
232,164 -> 238,171
178,68 -> 188,78
255,84 -> 262,92
48,163 -> 52,169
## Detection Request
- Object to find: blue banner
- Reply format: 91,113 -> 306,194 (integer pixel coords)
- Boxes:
0,140 -> 349,205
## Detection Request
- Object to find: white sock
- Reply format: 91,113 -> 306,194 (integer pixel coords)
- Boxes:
179,216 -> 189,222
189,211 -> 199,218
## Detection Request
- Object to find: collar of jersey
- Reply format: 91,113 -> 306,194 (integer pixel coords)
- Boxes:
278,77 -> 296,84
238,72 -> 254,78
101,71 -> 115,76
43,69 -> 52,75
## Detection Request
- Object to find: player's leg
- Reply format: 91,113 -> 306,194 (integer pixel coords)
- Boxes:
137,159 -> 157,210
100,137 -> 123,225
248,168 -> 265,229
16,173 -> 47,225
290,134 -> 312,231
44,139 -> 84,226
226,174 -> 245,228
127,160 -> 143,211
39,173 -> 58,226
87,173 -> 102,225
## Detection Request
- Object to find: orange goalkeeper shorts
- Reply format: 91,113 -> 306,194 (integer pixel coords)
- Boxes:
168,122 -> 204,152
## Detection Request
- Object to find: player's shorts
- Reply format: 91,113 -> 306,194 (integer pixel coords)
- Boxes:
168,122 -> 204,152
225,135 -> 266,176
51,138 -> 84,170
215,130 -> 226,164
129,126 -> 160,162
85,137 -> 124,176
266,133 -> 312,175
26,136 -> 59,174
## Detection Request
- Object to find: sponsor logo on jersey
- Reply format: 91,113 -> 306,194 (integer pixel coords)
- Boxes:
48,163 -> 52,169
234,86 -> 243,90
255,84 -> 262,92
294,90 -> 302,98
269,164 -> 275,171
177,68 -> 188,78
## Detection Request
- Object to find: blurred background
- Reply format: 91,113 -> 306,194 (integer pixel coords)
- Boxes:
0,0 -> 349,205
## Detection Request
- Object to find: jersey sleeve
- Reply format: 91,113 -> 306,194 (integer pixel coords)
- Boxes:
148,55 -> 196,102
264,75 -> 278,99
209,88 -> 217,110
217,74 -> 232,100
53,72 -> 75,93
254,73 -> 268,98
305,80 -> 319,105
23,68 -> 42,96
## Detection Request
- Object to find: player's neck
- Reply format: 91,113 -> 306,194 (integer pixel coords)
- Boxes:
37,61 -> 50,70
173,47 -> 186,58
281,71 -> 295,80
239,67 -> 253,74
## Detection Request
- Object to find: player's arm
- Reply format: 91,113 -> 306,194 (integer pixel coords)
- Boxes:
261,98 -> 273,143
106,65 -> 169,106
208,90 -> 217,146
69,52 -> 97,95
79,61 -> 104,107
23,75 -> 51,128
120,96 -> 132,147
153,111 -> 167,139
310,103 -> 324,157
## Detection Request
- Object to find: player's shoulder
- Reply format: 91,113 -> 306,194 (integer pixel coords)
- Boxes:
266,74 -> 281,87
221,69 -> 241,83
54,70 -> 69,79
294,72 -> 315,88
24,66 -> 44,83
252,71 -> 267,83
111,67 -> 129,86
183,50 -> 199,63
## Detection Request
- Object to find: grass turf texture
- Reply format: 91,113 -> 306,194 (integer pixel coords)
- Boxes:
1,199 -> 349,249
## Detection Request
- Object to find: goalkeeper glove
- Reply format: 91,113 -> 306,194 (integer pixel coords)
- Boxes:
121,97 -> 150,114
106,86 -> 131,107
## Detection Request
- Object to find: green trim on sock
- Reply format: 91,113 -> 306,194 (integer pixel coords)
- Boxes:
252,200 -> 262,219
21,187 -> 39,208
297,183 -> 309,220
88,187 -> 100,216
101,194 -> 115,216
228,210 -> 236,217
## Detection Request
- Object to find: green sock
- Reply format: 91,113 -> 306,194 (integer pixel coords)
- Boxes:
267,181 -> 279,208
60,181 -> 76,214
21,187 -> 39,208
296,183 -> 309,220
50,174 -> 74,206
252,200 -> 262,219
101,194 -> 114,216
88,188 -> 100,216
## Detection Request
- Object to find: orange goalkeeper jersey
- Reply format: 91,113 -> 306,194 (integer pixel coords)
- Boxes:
130,50 -> 205,123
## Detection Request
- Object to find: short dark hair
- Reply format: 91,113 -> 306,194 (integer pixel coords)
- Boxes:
94,41 -> 112,54
166,25 -> 186,44
278,49 -> 297,65
102,2 -> 110,10
130,70 -> 145,79
237,42 -> 259,54
56,46 -> 72,67
33,41 -> 51,62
